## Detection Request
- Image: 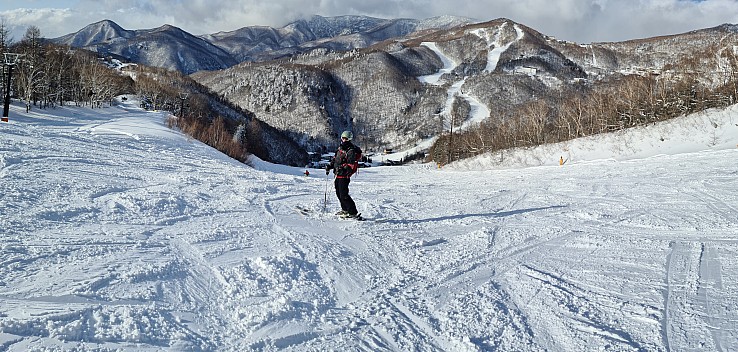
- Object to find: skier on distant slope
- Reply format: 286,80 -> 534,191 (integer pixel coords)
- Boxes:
326,130 -> 363,220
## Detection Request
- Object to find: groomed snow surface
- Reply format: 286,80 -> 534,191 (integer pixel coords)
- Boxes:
1,97 -> 737,351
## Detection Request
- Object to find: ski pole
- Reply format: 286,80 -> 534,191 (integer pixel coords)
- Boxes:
323,172 -> 331,213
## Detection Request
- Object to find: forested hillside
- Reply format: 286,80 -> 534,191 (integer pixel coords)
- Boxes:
194,19 -> 738,163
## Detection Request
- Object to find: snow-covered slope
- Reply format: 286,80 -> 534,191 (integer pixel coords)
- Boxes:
451,105 -> 738,170
0,98 -> 737,351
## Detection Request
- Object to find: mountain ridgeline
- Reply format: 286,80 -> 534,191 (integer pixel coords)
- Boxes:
54,16 -> 474,74
54,17 -> 738,165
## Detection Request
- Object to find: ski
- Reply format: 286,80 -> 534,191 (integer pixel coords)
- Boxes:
295,205 -> 392,223
338,213 -> 365,221
295,206 -> 313,216
296,206 -> 373,222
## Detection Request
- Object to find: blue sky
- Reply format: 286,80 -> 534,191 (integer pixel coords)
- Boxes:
1,0 -> 737,43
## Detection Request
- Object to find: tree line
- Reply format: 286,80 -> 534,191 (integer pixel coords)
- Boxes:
0,24 -> 134,110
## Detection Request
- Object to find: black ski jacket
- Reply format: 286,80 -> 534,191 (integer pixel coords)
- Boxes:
329,141 -> 362,178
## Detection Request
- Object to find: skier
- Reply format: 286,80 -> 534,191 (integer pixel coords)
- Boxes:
326,130 -> 363,220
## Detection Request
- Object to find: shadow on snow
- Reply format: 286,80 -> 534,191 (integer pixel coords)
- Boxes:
378,205 -> 568,224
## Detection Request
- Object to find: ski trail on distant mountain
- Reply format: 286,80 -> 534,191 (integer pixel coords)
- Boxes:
387,34 -> 500,163
379,22 -> 520,163
417,21 -> 523,134
417,42 -> 456,85
471,22 -> 525,73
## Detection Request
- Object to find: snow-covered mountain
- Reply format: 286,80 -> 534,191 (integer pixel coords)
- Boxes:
201,15 -> 459,62
0,95 -> 736,351
52,15 -> 475,73
55,19 -> 135,47
54,20 -> 238,74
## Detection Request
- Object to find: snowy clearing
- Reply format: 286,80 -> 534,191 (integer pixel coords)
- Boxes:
0,98 -> 737,351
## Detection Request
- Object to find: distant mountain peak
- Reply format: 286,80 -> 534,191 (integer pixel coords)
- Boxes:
55,19 -> 134,47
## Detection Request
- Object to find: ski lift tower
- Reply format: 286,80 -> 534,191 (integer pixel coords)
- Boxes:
2,53 -> 23,122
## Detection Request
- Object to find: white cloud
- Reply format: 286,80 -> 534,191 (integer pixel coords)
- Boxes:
1,0 -> 737,43
0,8 -> 73,40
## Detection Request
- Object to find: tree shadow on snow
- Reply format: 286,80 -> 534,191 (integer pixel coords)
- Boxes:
379,205 -> 567,225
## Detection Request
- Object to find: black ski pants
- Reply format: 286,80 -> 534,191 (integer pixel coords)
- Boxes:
334,177 -> 358,215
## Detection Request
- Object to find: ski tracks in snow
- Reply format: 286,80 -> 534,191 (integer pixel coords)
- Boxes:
665,241 -> 737,352
259,171 -> 573,350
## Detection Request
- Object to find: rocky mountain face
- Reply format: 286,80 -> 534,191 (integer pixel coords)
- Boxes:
55,17 -> 738,164
550,24 -> 738,79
